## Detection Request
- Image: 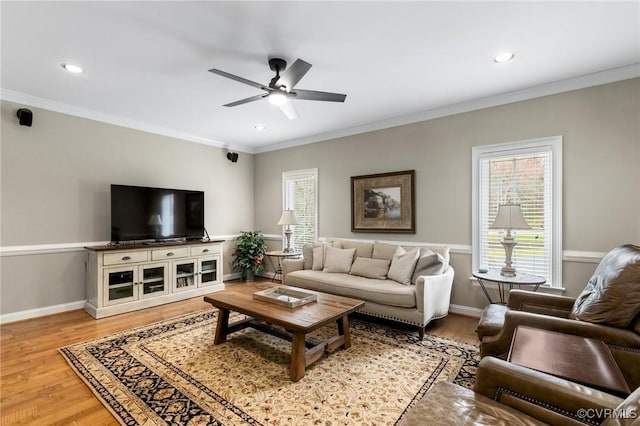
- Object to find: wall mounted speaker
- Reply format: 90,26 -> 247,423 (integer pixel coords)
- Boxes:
17,108 -> 33,127
227,152 -> 239,163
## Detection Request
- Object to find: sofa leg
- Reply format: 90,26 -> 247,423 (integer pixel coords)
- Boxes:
418,326 -> 425,341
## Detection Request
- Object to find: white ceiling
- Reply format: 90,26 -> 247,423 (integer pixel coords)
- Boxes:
2,1 -> 639,153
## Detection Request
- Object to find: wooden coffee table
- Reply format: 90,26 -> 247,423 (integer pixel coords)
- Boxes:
204,283 -> 365,382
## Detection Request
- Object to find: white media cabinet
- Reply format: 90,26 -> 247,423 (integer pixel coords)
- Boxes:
85,240 -> 224,319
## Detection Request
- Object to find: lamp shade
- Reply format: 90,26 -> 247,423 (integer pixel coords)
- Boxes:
277,209 -> 298,226
148,214 -> 163,226
490,204 -> 530,230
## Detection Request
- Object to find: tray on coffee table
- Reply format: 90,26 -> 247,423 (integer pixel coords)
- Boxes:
253,285 -> 317,308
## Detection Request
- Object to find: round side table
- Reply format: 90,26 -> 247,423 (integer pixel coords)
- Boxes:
265,250 -> 302,282
473,269 -> 546,304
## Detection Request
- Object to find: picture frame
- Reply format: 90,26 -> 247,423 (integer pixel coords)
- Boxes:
351,170 -> 415,233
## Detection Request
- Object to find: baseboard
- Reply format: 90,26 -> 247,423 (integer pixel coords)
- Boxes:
0,287 -> 484,324
0,300 -> 86,324
449,304 -> 482,318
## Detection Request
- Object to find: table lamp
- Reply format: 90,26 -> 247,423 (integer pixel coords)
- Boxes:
277,209 -> 298,253
148,214 -> 163,240
490,204 -> 530,276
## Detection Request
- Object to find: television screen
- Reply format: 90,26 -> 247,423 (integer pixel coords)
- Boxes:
111,184 -> 204,243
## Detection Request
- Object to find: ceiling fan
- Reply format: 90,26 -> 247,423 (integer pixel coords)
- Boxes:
208,58 -> 346,120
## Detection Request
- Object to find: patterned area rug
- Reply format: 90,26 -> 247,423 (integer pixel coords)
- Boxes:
60,310 -> 479,425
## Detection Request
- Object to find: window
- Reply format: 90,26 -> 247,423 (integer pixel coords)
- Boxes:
472,137 -> 562,286
282,168 -> 318,252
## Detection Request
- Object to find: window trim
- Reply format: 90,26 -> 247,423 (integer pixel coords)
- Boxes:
472,136 -> 563,287
282,168 -> 319,249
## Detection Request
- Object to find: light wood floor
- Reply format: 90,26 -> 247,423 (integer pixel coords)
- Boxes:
0,279 -> 479,425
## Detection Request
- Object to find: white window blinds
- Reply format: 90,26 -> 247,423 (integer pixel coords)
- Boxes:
283,169 -> 318,252
473,137 -> 562,286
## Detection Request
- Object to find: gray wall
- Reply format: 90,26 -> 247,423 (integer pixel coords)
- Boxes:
1,101 -> 255,314
2,78 -> 639,316
254,78 -> 640,309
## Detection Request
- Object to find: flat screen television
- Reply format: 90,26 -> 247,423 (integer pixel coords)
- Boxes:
111,184 -> 204,243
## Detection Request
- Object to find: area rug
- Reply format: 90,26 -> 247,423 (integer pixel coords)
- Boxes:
60,310 -> 479,425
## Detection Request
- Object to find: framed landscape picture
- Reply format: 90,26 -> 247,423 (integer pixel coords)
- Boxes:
351,170 -> 415,233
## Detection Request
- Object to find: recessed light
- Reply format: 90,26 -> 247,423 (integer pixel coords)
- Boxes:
254,124 -> 266,131
494,52 -> 514,64
61,63 -> 84,73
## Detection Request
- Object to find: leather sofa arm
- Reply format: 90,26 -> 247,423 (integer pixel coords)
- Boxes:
507,290 -> 575,318
481,310 -> 640,358
282,258 -> 304,282
414,266 -> 454,320
475,357 -> 623,425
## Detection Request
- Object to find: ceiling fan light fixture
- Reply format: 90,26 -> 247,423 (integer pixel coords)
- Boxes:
268,90 -> 287,106
61,63 -> 84,73
494,52 -> 515,63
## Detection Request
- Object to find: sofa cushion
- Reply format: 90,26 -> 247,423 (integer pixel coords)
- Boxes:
285,270 -> 416,308
338,240 -> 374,259
372,242 -> 398,261
400,382 -> 546,426
411,249 -> 447,284
349,257 -> 391,280
323,246 -> 356,273
388,246 -> 420,285
571,244 -> 640,327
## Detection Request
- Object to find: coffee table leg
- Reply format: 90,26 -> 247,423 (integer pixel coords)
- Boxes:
336,315 -> 352,348
214,308 -> 230,344
290,331 -> 306,382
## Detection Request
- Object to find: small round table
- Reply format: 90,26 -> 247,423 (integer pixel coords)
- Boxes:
265,250 -> 302,282
473,269 -> 546,304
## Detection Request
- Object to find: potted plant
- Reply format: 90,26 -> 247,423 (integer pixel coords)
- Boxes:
232,231 -> 268,281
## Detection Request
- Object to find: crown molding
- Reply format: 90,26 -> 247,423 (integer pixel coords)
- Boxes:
0,89 -> 254,154
255,63 -> 640,153
3,64 -> 638,155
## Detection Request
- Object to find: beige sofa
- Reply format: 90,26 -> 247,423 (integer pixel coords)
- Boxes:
282,238 -> 454,339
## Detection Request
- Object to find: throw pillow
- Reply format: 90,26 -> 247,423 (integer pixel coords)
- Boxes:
570,244 -> 640,327
323,246 -> 356,273
312,246 -> 325,270
349,257 -> 391,280
372,242 -> 399,261
387,246 -> 420,285
302,243 -> 314,270
411,249 -> 447,284
308,242 -> 336,270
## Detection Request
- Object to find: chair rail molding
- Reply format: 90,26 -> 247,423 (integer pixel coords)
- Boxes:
1,240 -> 606,263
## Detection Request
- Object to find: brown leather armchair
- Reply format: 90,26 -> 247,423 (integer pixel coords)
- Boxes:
477,290 -> 640,390
401,356 -> 640,426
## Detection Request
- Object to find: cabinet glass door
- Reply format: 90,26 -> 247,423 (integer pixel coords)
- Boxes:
141,264 -> 168,298
105,268 -> 137,305
199,257 -> 219,287
174,261 -> 196,291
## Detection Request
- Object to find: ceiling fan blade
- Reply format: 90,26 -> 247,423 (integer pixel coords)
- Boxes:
208,68 -> 270,91
223,94 -> 268,107
275,59 -> 312,91
291,89 -> 346,103
278,101 -> 299,120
